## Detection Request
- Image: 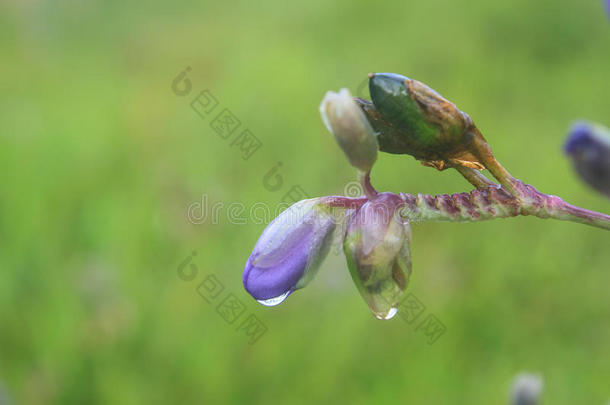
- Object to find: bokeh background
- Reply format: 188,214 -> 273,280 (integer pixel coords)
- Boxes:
1,0 -> 609,403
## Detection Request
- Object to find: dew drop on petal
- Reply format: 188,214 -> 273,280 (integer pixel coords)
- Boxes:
256,290 -> 291,307
372,306 -> 398,320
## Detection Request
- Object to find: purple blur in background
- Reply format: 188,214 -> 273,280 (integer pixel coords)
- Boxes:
564,122 -> 610,198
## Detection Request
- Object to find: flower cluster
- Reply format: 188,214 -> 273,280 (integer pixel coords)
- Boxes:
242,73 -> 513,320
242,73 -> 610,320
243,85 -> 412,319
243,72 -> 519,319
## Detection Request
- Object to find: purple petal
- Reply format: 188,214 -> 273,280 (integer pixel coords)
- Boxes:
242,199 -> 336,303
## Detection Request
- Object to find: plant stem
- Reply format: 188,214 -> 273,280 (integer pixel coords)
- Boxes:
454,165 -> 496,188
516,183 -> 610,231
399,180 -> 610,231
323,196 -> 368,210
467,128 -> 521,197
358,170 -> 378,200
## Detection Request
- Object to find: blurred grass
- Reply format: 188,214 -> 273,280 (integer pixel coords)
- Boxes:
1,0 -> 609,403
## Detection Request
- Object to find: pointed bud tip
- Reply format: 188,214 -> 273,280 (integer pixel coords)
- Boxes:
369,73 -> 410,99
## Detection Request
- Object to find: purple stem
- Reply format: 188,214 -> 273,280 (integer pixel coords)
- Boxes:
321,180 -> 610,231
323,196 -> 368,210
398,180 -> 610,231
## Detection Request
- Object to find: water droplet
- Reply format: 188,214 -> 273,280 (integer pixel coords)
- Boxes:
373,307 -> 398,320
256,290 -> 291,307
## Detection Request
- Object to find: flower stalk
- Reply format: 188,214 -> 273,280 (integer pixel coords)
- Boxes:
399,181 -> 610,231
322,184 -> 610,230
358,170 -> 378,200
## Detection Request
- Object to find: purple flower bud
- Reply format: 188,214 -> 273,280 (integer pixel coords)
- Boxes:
564,121 -> 610,198
243,198 -> 337,306
343,193 -> 412,319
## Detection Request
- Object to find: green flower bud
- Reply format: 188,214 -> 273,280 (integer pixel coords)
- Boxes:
365,73 -> 484,170
320,88 -> 379,172
343,193 -> 412,320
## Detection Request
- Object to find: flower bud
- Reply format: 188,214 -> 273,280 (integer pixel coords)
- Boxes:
320,88 -> 379,172
564,121 -> 610,198
366,73 -> 483,169
343,192 -> 412,320
243,198 -> 336,306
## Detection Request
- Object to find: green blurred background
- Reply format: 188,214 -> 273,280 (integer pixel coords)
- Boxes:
1,0 -> 609,403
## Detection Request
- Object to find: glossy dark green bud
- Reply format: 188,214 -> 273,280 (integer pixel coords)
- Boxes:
369,73 -> 438,149
365,73 -> 482,169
